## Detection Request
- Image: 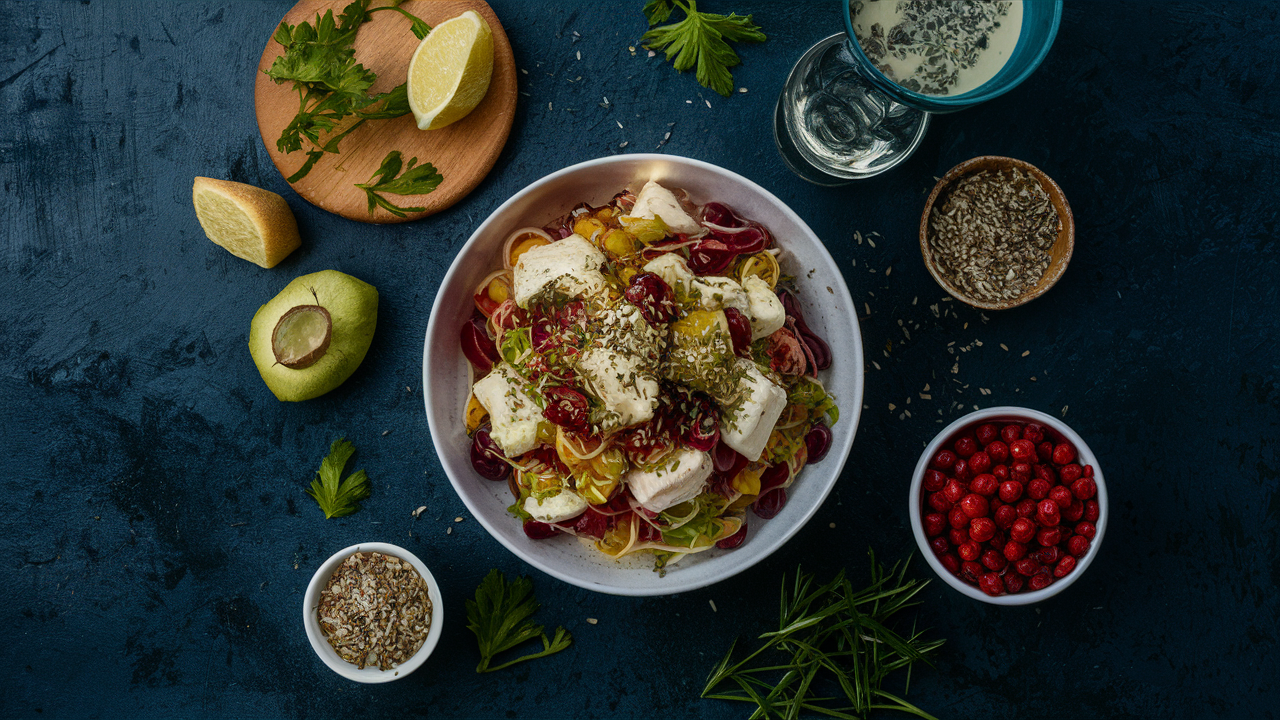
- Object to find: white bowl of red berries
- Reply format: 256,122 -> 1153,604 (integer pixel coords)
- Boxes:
910,407 -> 1107,604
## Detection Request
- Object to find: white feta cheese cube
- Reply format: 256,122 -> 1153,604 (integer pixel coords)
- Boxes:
471,363 -> 542,456
642,254 -> 751,316
720,359 -> 788,462
523,488 -> 589,523
625,447 -> 714,513
630,180 -> 702,236
577,347 -> 660,428
512,234 -> 606,307
744,276 -> 786,340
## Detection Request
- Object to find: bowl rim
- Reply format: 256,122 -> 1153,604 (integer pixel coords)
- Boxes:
423,153 -> 864,596
302,542 -> 444,682
918,155 -> 1075,310
908,406 -> 1107,606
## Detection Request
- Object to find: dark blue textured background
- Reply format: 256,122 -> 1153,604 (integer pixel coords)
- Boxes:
2,1 -> 1277,717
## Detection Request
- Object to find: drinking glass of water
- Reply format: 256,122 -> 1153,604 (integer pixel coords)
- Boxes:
774,0 -> 1063,185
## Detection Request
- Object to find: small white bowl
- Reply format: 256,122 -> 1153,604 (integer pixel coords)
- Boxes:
303,542 -> 444,682
909,407 -> 1108,605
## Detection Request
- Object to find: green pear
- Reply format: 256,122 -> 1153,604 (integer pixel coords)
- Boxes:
249,270 -> 378,401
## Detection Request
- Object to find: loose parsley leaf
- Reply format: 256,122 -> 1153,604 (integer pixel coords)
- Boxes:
264,0 -> 430,181
305,438 -> 371,519
641,0 -> 766,97
356,150 -> 444,217
466,569 -> 572,673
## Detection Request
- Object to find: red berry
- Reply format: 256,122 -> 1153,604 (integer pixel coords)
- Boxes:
940,553 -> 961,574
929,536 -> 950,555
1036,526 -> 1063,547
1010,439 -> 1036,463
1083,499 -> 1101,523
943,479 -> 966,504
1075,521 -> 1097,539
1049,486 -> 1074,508
1059,464 -> 1083,483
1052,443 -> 1076,465
949,506 -> 969,529
985,441 -> 1009,464
924,513 -> 946,537
1004,573 -> 1025,594
923,469 -> 948,492
979,573 -> 1004,596
949,528 -> 970,546
960,561 -> 983,584
988,530 -> 1007,551
1010,518 -> 1036,543
1062,499 -> 1085,523
1037,500 -> 1061,527
992,464 -> 1010,482
1022,423 -> 1045,444
1001,424 -> 1023,443
969,517 -> 997,542
960,493 -> 990,518
1037,441 -> 1054,462
1068,535 -> 1090,557
1028,478 -> 1051,500
994,504 -> 1018,529
1033,463 -> 1057,483
958,541 -> 981,562
927,491 -> 952,514
1015,557 -> 1041,576
953,458 -> 973,483
1028,572 -> 1054,591
1003,540 -> 1028,562
981,549 -> 1007,571
1083,464 -> 1094,478
931,449 -> 958,470
999,481 -> 1023,503
1016,499 -> 1037,518
1011,462 -> 1031,483
1071,477 -> 1097,500
969,451 -> 992,474
976,423 -> 1000,445
970,474 -> 998,496
1037,545 -> 1060,565
954,436 -> 978,458
1054,556 -> 1077,578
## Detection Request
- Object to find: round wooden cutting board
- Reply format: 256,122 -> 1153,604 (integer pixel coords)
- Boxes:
254,0 -> 517,224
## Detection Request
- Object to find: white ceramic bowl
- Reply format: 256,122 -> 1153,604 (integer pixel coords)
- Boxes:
303,542 -> 444,682
909,407 -> 1108,605
423,154 -> 864,596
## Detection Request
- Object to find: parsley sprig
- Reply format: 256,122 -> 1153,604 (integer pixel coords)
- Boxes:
356,151 -> 444,217
466,569 -> 573,673
641,0 -> 766,97
703,551 -> 944,719
264,0 -> 430,183
305,438 -> 372,518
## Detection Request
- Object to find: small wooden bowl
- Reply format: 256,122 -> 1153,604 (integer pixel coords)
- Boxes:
919,156 -> 1074,310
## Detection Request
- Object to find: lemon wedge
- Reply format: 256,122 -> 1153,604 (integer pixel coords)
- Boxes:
192,177 -> 301,269
407,10 -> 494,130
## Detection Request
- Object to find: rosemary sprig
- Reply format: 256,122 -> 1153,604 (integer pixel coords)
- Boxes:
356,151 -> 443,217
703,550 -> 945,720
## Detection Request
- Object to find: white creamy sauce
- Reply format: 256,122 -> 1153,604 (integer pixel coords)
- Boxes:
851,0 -> 1023,96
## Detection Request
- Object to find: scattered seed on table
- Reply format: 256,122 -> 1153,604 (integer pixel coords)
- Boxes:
1001,343 -> 1009,351
709,600 -> 718,612
1022,350 -> 1030,357
587,618 -> 599,625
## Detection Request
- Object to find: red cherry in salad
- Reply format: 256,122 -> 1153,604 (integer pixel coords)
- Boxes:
542,386 -> 591,431
470,425 -> 509,480
624,272 -> 678,325
523,519 -> 559,539
723,307 -> 753,357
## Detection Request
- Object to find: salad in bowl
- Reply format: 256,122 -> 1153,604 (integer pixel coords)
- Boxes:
459,180 -> 839,571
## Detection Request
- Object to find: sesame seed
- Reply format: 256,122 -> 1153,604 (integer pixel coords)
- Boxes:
587,618 -> 598,625
709,600 -> 718,612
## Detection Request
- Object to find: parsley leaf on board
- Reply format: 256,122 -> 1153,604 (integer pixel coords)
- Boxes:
356,151 -> 444,217
466,569 -> 572,673
264,0 -> 431,182
305,438 -> 371,519
641,0 -> 766,97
